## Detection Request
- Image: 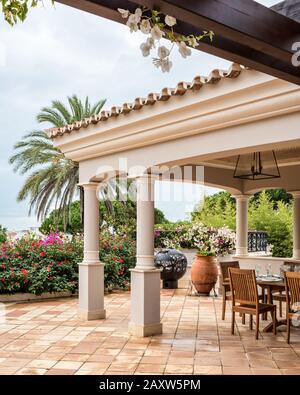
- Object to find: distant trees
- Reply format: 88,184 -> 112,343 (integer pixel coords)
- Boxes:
39,200 -> 169,235
192,190 -> 293,258
0,225 -> 7,243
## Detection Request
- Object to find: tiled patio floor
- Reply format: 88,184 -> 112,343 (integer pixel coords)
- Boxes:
0,287 -> 299,375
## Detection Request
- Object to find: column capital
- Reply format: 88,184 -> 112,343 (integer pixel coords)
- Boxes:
78,182 -> 99,190
232,194 -> 252,201
290,191 -> 300,198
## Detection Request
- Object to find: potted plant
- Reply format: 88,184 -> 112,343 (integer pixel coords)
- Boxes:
190,226 -> 235,295
191,249 -> 218,295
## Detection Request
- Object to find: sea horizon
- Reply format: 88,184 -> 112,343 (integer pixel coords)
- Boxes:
0,216 -> 40,232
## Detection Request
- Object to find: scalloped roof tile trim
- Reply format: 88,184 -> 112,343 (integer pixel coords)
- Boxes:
47,63 -> 244,139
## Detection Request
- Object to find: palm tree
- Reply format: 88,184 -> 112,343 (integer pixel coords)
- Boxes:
9,95 -> 106,228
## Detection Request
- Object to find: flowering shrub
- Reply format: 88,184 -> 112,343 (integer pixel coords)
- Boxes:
0,229 -> 136,295
100,226 -> 136,290
155,222 -> 235,256
118,7 -> 213,72
0,232 -> 81,295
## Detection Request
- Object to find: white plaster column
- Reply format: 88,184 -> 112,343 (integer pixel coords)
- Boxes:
129,175 -> 162,337
291,191 -> 300,260
78,183 -> 106,320
233,195 -> 250,256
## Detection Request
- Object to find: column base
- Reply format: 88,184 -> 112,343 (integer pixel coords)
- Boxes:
235,248 -> 248,256
130,268 -> 162,337
78,261 -> 105,321
293,249 -> 300,260
78,308 -> 106,321
129,322 -> 162,337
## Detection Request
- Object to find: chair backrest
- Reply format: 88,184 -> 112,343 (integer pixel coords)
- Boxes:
284,271 -> 300,311
282,261 -> 300,272
228,267 -> 259,306
219,261 -> 240,282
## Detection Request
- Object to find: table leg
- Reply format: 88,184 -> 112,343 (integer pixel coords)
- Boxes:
263,285 -> 286,332
263,318 -> 287,333
262,287 -> 267,320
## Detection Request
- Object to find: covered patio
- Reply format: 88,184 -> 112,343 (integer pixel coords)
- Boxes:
46,64 -> 300,339
0,280 -> 300,375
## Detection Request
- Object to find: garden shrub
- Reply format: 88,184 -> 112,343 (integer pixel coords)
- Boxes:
0,225 -> 7,243
0,233 -> 81,295
0,228 -> 136,295
100,226 -> 136,290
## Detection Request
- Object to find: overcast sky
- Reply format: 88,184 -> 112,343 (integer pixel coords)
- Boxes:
0,0 -> 279,230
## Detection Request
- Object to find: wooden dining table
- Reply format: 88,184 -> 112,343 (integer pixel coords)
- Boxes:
256,277 -> 286,332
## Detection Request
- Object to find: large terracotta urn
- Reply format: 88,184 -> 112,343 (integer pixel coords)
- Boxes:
191,255 -> 218,295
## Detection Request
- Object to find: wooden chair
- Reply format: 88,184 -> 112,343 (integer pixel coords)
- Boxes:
228,268 -> 277,339
219,261 -> 240,321
284,271 -> 300,344
274,262 -> 300,317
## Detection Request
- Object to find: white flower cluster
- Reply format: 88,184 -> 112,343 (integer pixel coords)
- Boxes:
118,7 -> 213,73
156,222 -> 235,256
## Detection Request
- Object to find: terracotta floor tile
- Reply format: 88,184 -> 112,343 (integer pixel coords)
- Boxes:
104,371 -> 132,376
272,352 -> 300,361
144,349 -> 170,357
114,355 -> 142,364
108,362 -> 137,373
194,357 -> 221,366
16,367 -> 47,375
249,359 -> 278,368
38,352 -> 66,360
221,358 -> 250,368
136,363 -> 165,374
94,348 -> 120,356
194,366 -> 222,375
70,342 -> 100,354
79,362 -> 110,373
251,368 -> 281,375
222,367 -> 252,375
86,354 -> 114,363
140,356 -> 169,364
169,350 -> 194,358
53,361 -> 83,370
0,358 -> 32,368
46,368 -> 77,375
0,286 -> 298,376
275,360 -> 300,368
0,366 -> 20,375
27,359 -> 57,369
61,353 -> 90,362
165,364 -> 193,374
167,357 -> 194,365
281,368 -> 300,375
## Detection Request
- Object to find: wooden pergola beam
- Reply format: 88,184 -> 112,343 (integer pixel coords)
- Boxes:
57,0 -> 300,84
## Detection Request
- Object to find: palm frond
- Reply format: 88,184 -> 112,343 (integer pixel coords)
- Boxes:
10,94 -> 107,226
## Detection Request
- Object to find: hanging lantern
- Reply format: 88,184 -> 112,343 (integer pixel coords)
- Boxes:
233,151 -> 280,180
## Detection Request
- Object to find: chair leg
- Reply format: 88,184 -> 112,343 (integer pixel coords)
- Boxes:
255,314 -> 260,340
262,288 -> 267,320
242,314 -> 245,325
279,301 -> 282,318
249,314 -> 253,330
272,308 -> 277,336
287,317 -> 291,344
222,294 -> 226,320
231,311 -> 235,335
